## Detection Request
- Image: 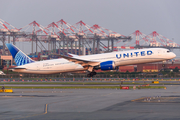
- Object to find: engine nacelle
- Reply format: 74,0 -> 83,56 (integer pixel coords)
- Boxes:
100,61 -> 115,71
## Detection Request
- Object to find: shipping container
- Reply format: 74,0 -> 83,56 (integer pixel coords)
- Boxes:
143,69 -> 158,72
41,55 -> 48,58
42,58 -> 48,60
143,66 -> 158,69
119,66 -> 134,69
31,57 -> 39,61
168,66 -> 180,69
137,63 -> 180,72
120,69 -> 134,72
28,55 -> 38,58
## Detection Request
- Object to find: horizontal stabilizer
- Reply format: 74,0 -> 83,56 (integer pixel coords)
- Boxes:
8,67 -> 26,72
9,67 -> 26,70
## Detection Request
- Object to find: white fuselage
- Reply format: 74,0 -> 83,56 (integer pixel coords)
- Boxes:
13,48 -> 176,74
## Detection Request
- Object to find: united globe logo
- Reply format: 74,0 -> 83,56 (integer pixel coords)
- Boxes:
14,51 -> 34,66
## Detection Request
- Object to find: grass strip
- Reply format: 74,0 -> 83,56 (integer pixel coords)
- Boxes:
4,86 -> 165,89
0,82 -> 179,85
0,82 -> 141,85
137,86 -> 165,89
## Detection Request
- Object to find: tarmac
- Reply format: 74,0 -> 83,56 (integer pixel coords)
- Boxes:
0,85 -> 180,120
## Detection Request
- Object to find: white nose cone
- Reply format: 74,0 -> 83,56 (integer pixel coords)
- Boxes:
172,52 -> 176,59
169,52 -> 176,59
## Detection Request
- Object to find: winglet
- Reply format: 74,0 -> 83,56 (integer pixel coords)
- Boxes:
6,43 -> 34,66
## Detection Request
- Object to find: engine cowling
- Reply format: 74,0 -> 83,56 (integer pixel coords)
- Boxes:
100,61 -> 115,70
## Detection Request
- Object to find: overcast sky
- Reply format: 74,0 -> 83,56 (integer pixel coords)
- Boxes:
0,0 -> 180,55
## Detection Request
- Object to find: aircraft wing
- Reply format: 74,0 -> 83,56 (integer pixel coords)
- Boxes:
67,53 -> 79,57
52,53 -> 100,67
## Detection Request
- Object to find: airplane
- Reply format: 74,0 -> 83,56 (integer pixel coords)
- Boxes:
6,43 -> 176,77
0,71 -> 6,75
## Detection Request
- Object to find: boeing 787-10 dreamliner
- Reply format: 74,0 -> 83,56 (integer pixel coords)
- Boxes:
6,43 -> 176,77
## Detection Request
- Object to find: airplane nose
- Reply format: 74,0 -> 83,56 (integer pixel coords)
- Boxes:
172,52 -> 176,58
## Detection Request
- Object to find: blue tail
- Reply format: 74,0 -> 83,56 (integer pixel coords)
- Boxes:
6,43 -> 34,66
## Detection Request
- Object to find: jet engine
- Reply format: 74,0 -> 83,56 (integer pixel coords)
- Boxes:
100,61 -> 116,70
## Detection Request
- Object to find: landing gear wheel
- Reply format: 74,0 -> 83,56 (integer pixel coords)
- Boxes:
90,72 -> 94,76
87,71 -> 96,77
92,72 -> 96,75
87,74 -> 91,77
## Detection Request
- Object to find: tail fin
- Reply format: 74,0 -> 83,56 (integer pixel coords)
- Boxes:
6,43 -> 34,66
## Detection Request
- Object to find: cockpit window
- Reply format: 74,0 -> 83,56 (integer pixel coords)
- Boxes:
167,51 -> 170,53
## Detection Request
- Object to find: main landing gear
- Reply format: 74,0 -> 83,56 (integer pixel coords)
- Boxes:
87,71 -> 96,77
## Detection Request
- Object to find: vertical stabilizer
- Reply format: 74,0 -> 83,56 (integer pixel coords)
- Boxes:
6,43 -> 34,66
